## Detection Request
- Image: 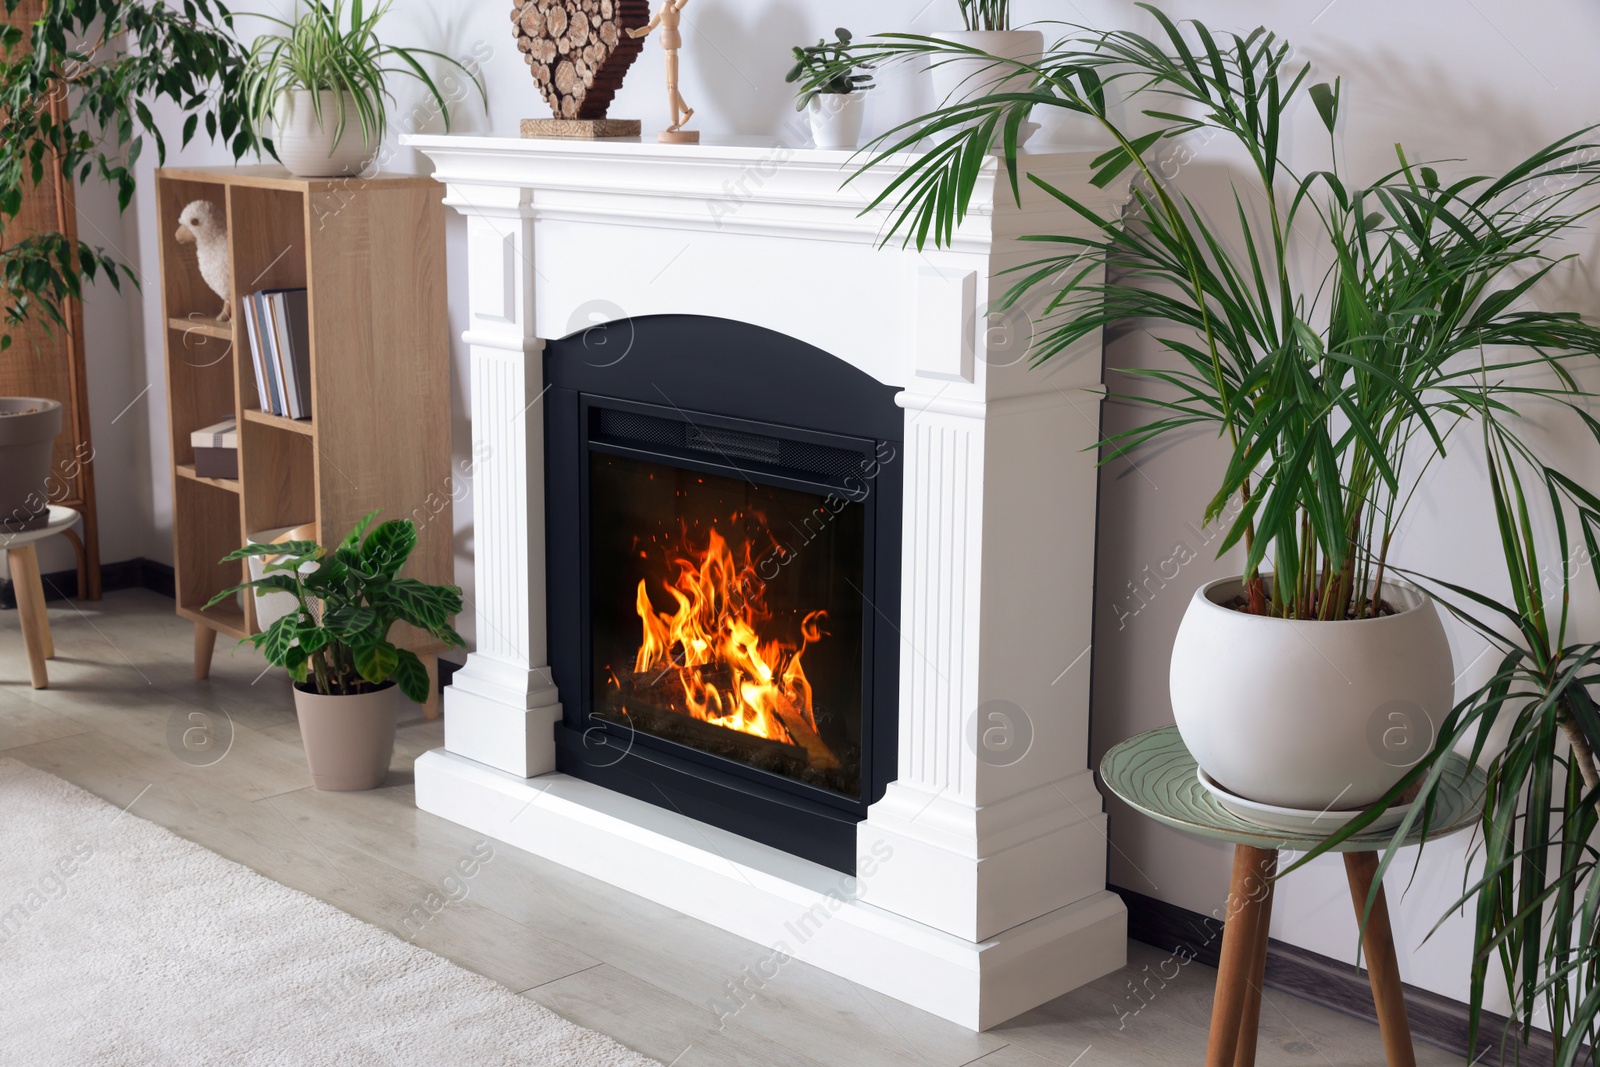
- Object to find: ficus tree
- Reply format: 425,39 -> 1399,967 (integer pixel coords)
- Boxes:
0,0 -> 260,351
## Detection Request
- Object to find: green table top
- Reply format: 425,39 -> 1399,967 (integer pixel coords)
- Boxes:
1099,726 -> 1485,852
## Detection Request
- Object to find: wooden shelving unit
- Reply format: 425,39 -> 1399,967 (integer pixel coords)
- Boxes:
156,165 -> 454,714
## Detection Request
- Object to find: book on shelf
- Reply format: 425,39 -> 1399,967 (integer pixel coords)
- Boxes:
242,296 -> 270,415
241,288 -> 311,421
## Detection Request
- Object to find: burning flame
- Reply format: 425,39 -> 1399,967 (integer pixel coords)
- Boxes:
631,526 -> 839,769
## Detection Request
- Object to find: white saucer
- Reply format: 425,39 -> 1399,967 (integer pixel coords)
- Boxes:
1196,767 -> 1412,835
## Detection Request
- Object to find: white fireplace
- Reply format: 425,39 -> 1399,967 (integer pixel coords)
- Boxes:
404,132 -> 1127,1030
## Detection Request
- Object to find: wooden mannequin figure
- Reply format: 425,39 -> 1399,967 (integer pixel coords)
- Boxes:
627,0 -> 698,143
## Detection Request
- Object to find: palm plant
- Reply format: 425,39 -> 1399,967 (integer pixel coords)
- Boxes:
833,9 -> 1600,623
827,11 -> 1600,1058
957,0 -> 1012,32
241,0 -> 484,153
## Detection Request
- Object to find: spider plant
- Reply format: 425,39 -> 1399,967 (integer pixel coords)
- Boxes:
827,9 -> 1600,624
241,0 -> 484,153
957,0 -> 1012,32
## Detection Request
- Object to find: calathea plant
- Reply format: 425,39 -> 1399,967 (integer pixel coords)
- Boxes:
206,511 -> 464,704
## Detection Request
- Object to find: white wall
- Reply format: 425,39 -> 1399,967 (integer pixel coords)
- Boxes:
69,0 -> 1600,1014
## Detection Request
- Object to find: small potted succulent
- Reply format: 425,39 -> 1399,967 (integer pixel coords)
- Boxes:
786,28 -> 875,150
241,0 -> 485,177
208,510 -> 464,790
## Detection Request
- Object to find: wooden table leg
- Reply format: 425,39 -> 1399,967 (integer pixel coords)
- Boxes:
1344,852 -> 1417,1067
1234,849 -> 1276,1067
9,545 -> 49,689
1208,845 -> 1277,1067
194,622 -> 217,681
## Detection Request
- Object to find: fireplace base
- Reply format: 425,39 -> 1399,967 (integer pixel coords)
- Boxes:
415,749 -> 1127,1030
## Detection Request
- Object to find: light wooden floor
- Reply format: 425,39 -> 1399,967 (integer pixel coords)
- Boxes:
0,589 -> 1465,1067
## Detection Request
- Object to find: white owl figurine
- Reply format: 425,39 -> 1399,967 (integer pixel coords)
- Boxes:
174,200 -> 231,322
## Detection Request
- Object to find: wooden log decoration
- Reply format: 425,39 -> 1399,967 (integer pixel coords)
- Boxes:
512,0 -> 649,122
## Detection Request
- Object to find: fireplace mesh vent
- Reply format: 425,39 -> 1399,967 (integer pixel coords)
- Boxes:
593,407 -> 866,483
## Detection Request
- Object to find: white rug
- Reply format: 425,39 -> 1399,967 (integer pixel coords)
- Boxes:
0,758 -> 660,1066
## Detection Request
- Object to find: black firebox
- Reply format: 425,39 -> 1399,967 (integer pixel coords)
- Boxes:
544,315 -> 902,872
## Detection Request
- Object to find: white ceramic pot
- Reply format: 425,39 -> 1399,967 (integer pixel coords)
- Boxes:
293,681 -> 399,791
807,92 -> 867,150
272,90 -> 376,178
1169,576 -> 1454,809
929,29 -> 1044,146
245,524 -> 318,631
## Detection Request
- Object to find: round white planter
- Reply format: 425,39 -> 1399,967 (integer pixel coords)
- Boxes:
272,90 -> 376,178
807,92 -> 867,150
1169,575 -> 1454,809
245,524 -> 318,631
929,30 -> 1043,146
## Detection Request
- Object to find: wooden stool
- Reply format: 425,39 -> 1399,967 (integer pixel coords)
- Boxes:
1101,727 -> 1485,1067
3,506 -> 80,689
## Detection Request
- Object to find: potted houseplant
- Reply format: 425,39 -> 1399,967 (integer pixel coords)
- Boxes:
1,0 -> 260,512
826,10 -> 1600,812
786,28 -> 875,150
207,510 -> 464,791
928,1 -> 1042,143
241,0 -> 484,178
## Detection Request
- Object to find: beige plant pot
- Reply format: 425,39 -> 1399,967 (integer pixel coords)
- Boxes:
293,681 -> 399,791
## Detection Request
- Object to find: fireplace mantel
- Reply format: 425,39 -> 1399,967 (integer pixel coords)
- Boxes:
404,132 -> 1127,1030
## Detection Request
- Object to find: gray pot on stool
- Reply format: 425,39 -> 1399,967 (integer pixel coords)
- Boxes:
0,398 -> 63,531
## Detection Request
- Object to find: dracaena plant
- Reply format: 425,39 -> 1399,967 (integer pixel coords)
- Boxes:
0,0 -> 260,351
206,511 -> 464,705
829,7 -> 1600,624
1297,413 -> 1600,1063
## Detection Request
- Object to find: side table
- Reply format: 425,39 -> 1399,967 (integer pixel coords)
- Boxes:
3,506 -> 81,689
1101,726 -> 1484,1067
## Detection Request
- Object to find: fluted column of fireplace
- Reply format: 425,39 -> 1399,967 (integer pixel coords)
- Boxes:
437,190 -> 564,778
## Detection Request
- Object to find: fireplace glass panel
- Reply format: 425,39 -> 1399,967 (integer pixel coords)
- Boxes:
589,452 -> 865,798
